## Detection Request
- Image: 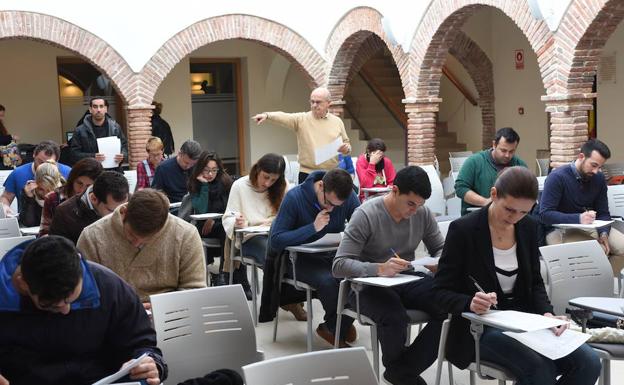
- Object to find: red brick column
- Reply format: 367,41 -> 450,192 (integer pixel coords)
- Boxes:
542,93 -> 595,168
404,98 -> 441,166
126,105 -> 154,170
329,100 -> 346,118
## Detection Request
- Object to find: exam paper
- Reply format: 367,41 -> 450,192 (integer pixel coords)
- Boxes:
479,311 -> 567,332
303,232 -> 342,247
352,274 -> 423,287
554,220 -> 613,230
503,328 -> 590,360
92,352 -> 148,385
96,136 -> 121,169
314,137 -> 342,165
190,213 -> 224,220
411,256 -> 439,267
238,225 -> 271,233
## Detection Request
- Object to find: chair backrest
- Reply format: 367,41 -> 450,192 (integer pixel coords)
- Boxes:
602,162 -> 624,180
422,165 -> 446,216
150,286 -> 263,384
242,347 -> 377,385
537,176 -> 547,192
539,240 -> 614,314
449,157 -> 469,173
0,218 -> 20,239
0,235 -> 35,260
536,158 -> 550,177
124,170 -> 137,192
607,184 -> 624,218
437,221 -> 451,239
282,155 -> 300,185
442,176 -> 455,198
449,151 -> 472,158
446,197 -> 461,217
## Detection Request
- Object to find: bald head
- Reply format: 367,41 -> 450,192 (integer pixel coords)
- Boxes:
309,87 -> 331,118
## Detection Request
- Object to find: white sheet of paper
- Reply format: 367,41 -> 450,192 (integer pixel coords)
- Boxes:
169,202 -> 182,209
503,328 -> 590,360
190,213 -> 223,220
361,187 -> 392,193
238,225 -> 271,233
314,136 -> 342,165
302,232 -> 342,247
554,220 -> 613,230
96,136 -> 121,169
20,226 -> 39,235
411,256 -> 439,267
91,352 -> 148,385
352,274 -> 423,287
479,310 -> 567,332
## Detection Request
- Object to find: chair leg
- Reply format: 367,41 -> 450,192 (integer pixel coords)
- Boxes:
498,381 -> 506,385
405,325 -> 412,347
254,264 -> 260,294
250,264 -> 258,326
447,362 -> 453,385
272,309 -> 279,342
469,370 -> 476,385
370,325 -> 380,380
603,358 -> 611,385
306,288 -> 313,352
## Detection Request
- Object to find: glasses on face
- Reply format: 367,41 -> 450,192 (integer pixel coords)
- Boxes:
148,150 -> 163,157
203,168 -> 220,175
37,297 -> 73,312
323,189 -> 340,208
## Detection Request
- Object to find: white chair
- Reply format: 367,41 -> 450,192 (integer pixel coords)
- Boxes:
540,240 -> 621,385
423,165 -> 446,216
0,235 -> 35,260
282,154 -> 300,185
124,170 -> 137,192
243,347 -> 378,385
607,185 -> 624,218
602,162 -> 624,180
446,197 -> 461,217
150,286 -> 264,384
449,157 -> 469,174
442,176 -> 455,198
449,151 -> 472,158
536,158 -> 550,177
0,218 -> 21,239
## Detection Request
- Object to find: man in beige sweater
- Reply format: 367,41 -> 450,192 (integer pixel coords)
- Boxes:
253,87 -> 351,183
77,188 -> 206,308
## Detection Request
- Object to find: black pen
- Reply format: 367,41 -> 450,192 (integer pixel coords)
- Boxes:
468,275 -> 498,309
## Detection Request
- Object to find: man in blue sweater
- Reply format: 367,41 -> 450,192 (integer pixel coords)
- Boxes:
539,139 -> 624,255
270,169 -> 359,347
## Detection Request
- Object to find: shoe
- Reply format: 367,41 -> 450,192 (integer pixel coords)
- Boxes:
214,272 -> 228,287
383,370 -> 427,385
345,324 -> 357,343
232,266 -> 252,300
316,323 -> 348,348
280,303 -> 307,321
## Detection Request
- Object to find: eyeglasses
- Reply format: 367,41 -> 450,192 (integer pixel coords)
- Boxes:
203,168 -> 220,174
323,189 -> 340,208
37,297 -> 73,311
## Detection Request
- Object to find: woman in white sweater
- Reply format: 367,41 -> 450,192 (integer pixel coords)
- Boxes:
223,153 -> 288,269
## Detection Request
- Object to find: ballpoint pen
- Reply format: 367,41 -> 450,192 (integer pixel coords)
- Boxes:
469,275 -> 498,309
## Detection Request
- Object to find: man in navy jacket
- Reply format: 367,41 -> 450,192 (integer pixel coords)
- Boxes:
0,236 -> 167,385
269,169 -> 359,347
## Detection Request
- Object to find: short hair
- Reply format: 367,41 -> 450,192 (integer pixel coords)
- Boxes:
322,169 -> 353,201
0,104 -> 5,112
92,171 -> 129,203
494,166 -> 538,201
581,139 -> 611,160
124,188 -> 169,236
34,140 -> 61,160
180,140 -> 202,160
146,136 -> 164,152
249,153 -> 287,212
21,236 -> 82,304
35,160 -> 65,192
151,101 -> 163,115
89,97 -> 108,107
394,166 -> 432,199
64,158 -> 103,198
494,127 -> 520,145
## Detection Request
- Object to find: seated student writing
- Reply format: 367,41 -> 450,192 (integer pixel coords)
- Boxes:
433,166 -> 601,385
355,138 -> 396,202
333,166 -> 445,385
19,160 -> 65,227
265,169 -> 360,347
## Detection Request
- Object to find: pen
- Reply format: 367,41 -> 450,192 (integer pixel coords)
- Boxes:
390,248 -> 402,259
314,203 -> 322,211
468,275 -> 498,310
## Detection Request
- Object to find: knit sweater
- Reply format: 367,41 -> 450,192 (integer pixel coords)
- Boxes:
77,205 -> 207,301
266,111 -> 350,173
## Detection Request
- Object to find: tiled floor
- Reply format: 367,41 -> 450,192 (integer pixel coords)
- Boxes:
252,297 -> 624,385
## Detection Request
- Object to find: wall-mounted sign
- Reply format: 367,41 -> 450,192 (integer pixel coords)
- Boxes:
515,49 -> 524,70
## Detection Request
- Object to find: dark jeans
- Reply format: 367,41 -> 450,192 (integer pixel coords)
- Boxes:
480,327 -> 601,385
355,276 -> 442,378
298,172 -> 309,184
242,235 -> 268,267
288,251 -> 354,338
199,220 -> 226,268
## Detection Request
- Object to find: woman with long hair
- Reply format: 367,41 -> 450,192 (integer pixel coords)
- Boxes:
433,166 -> 601,385
39,158 -> 103,236
19,160 -> 66,227
355,138 -> 396,202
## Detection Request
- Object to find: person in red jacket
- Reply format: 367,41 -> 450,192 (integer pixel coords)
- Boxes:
355,138 -> 396,202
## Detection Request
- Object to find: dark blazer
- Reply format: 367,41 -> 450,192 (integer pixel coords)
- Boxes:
432,205 -> 553,369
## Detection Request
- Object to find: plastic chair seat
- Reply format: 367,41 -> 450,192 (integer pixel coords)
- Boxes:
467,361 -> 516,381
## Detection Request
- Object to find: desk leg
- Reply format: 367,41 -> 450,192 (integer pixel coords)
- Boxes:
469,321 -> 489,380
273,251 -> 288,342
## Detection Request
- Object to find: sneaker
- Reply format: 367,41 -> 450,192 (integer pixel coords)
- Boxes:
316,323 -> 348,348
345,324 -> 357,343
280,303 -> 308,321
383,370 -> 427,385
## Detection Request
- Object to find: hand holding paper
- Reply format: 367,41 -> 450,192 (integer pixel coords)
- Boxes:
96,137 -> 121,169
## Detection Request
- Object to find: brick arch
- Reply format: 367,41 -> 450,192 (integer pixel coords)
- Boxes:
448,31 -> 495,149
557,0 -> 624,94
325,6 -> 409,104
407,0 -> 554,100
138,14 -> 326,106
0,11 -> 134,103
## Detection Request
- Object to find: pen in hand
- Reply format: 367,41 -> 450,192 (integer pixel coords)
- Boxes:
469,275 -> 498,310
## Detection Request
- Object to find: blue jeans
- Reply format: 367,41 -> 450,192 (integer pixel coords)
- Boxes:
480,327 -> 601,385
241,235 -> 268,267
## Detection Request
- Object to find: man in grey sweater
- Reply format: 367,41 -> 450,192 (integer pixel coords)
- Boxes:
333,166 -> 445,385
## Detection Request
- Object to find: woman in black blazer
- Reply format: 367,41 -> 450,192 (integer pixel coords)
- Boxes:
433,166 -> 600,385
